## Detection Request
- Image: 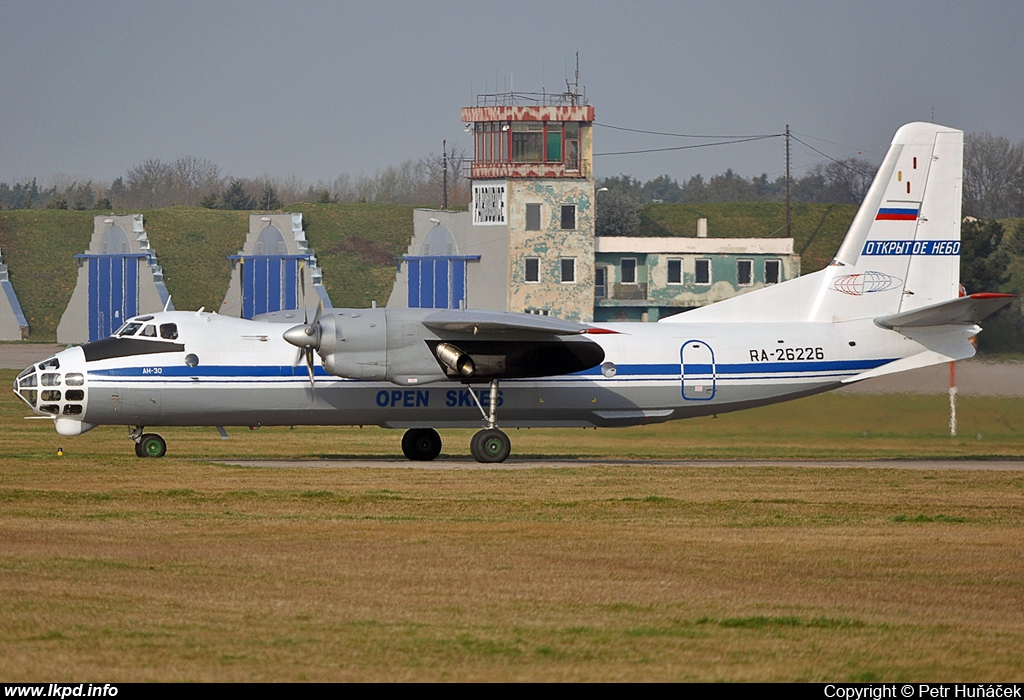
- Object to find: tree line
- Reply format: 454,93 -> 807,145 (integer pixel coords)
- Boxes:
0,147 -> 470,212
1,132 -> 1022,217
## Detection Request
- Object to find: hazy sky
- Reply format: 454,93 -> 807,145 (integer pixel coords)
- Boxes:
2,0 -> 1022,187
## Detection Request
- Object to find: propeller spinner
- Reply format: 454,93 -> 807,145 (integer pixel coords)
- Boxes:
284,310 -> 322,389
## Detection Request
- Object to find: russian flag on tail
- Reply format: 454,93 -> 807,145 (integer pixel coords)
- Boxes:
876,207 -> 919,221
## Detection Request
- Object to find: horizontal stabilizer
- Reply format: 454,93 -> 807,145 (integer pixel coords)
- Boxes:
422,309 -> 589,336
874,293 -> 1013,329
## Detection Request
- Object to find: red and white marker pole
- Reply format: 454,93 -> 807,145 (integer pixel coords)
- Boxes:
949,361 -> 957,437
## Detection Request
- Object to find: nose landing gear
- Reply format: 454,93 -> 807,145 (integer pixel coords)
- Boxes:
130,426 -> 167,458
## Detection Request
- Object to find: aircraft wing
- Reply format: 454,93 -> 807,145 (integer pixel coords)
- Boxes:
421,309 -> 590,336
874,293 -> 1014,329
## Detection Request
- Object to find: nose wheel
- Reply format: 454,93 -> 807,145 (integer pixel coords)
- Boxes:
130,427 -> 167,458
401,428 -> 442,461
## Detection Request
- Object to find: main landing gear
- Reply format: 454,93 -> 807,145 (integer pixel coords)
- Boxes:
467,380 -> 510,463
400,379 -> 511,464
129,426 -> 166,458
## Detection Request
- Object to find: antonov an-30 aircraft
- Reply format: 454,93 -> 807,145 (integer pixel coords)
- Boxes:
14,122 -> 1013,462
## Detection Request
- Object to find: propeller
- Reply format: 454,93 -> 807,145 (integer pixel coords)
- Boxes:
284,301 -> 324,393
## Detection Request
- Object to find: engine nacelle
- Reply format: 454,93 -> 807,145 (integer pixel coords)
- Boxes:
318,310 -> 388,380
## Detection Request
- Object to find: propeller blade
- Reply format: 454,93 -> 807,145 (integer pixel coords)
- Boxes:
299,260 -> 308,324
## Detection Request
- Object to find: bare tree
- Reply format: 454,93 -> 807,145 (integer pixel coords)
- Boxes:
126,158 -> 175,208
418,145 -> 470,208
963,132 -> 1024,218
172,156 -> 222,206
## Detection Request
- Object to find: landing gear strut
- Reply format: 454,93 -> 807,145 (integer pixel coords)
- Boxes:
401,428 -> 442,461
130,426 -> 167,458
468,379 -> 510,463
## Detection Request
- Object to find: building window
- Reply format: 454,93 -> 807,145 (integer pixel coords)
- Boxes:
512,122 -> 544,163
695,258 -> 711,285
525,257 -> 540,283
667,258 -> 682,284
546,122 -> 562,162
765,259 -> 781,285
526,203 -> 541,231
560,258 -> 575,283
525,308 -> 549,316
594,267 -> 607,298
560,204 -> 576,230
565,122 -> 580,170
621,258 -> 637,284
737,259 -> 753,286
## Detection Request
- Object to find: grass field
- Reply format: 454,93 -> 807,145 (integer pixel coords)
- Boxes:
1,370 -> 1022,681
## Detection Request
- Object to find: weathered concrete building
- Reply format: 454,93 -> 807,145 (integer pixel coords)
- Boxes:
221,213 -> 331,318
389,92 -> 597,320
388,90 -> 799,321
57,215 -> 171,343
594,235 -> 799,321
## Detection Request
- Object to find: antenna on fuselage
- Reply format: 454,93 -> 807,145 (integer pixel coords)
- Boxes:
163,296 -> 172,312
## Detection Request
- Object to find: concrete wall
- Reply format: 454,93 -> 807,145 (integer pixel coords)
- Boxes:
220,213 -> 330,316
506,179 -> 595,321
0,249 -> 29,340
57,215 -> 170,344
387,208 -> 509,312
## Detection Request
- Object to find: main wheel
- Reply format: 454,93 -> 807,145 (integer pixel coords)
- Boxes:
470,428 -> 510,463
401,428 -> 442,461
138,433 -> 167,458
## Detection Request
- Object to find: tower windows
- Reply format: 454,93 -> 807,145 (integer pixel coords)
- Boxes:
525,257 -> 540,283
560,204 -> 576,230
560,258 -> 576,283
526,203 -> 541,231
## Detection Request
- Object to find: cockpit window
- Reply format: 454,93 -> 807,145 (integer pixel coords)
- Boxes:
160,324 -> 178,340
140,325 -> 157,337
38,357 -> 59,370
118,322 -> 143,337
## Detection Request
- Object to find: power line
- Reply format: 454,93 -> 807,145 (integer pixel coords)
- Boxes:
595,134 -> 782,157
595,122 -> 781,139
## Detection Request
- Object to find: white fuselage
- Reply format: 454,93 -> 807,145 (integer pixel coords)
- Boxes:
14,309 -> 933,436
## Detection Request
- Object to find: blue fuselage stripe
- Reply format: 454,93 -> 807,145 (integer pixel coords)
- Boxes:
87,358 -> 892,381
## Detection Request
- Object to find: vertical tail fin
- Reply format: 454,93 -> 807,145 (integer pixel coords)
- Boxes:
666,122 -> 964,324
830,122 -> 963,316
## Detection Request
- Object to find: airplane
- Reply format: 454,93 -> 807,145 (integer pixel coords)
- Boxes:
12,122 -> 1014,463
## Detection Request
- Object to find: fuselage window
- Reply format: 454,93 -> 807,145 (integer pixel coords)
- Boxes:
65,373 -> 85,386
118,323 -> 143,337
40,373 -> 61,387
65,389 -> 85,401
140,325 -> 157,337
160,324 -> 178,340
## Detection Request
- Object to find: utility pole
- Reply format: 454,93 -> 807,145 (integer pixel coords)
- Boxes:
785,125 -> 791,239
442,139 -> 448,211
